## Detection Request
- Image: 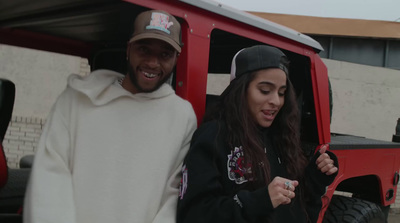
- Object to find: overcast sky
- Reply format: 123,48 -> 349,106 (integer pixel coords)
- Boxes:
214,0 -> 400,22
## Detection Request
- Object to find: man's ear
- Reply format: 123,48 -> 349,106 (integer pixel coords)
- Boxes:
174,52 -> 180,65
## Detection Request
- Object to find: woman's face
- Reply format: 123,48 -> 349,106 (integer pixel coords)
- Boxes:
246,68 -> 287,128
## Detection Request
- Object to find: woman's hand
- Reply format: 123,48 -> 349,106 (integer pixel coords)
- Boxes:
268,177 -> 298,208
316,144 -> 338,175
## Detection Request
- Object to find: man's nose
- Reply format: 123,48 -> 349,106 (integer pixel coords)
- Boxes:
146,54 -> 160,67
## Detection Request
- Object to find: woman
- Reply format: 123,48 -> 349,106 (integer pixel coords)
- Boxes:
177,45 -> 338,223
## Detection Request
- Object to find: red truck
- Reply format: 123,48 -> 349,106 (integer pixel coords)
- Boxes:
1,0 -> 400,222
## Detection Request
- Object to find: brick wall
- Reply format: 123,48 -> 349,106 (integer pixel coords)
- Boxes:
80,58 -> 91,77
2,57 -> 89,168
3,116 -> 44,168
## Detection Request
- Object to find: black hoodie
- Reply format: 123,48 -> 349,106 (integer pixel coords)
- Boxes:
177,120 -> 338,223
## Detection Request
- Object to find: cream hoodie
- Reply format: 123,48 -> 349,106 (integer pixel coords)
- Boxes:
24,70 -> 197,223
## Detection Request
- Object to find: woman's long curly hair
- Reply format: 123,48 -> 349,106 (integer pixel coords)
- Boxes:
203,57 -> 308,186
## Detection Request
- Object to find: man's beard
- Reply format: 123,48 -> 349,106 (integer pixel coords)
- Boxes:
127,63 -> 171,93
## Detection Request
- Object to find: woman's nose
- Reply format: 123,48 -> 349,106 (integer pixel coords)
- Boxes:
269,92 -> 281,106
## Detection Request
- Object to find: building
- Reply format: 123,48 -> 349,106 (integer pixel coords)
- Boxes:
249,12 -> 400,70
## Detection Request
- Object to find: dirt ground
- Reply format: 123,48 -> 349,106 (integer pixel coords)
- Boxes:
388,213 -> 400,223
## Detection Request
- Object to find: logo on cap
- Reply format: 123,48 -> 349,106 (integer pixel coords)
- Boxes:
146,12 -> 174,34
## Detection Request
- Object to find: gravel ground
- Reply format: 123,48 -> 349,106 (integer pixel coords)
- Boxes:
388,213 -> 400,223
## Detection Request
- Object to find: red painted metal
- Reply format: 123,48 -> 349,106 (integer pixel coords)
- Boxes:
316,145 -> 400,223
0,144 -> 7,188
309,54 -> 331,143
332,148 -> 399,206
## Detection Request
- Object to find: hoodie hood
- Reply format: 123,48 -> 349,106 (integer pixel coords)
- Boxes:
68,69 -> 175,106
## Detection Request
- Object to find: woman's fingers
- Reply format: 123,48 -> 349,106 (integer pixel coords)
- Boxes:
316,147 -> 338,175
268,177 -> 298,208
318,144 -> 328,154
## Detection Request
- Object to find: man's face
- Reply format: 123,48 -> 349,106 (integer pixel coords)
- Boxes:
126,39 -> 178,94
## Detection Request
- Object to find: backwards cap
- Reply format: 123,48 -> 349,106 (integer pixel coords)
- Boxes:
230,45 -> 288,81
129,10 -> 183,53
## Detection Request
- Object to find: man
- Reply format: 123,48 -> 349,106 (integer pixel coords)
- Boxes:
24,10 -> 197,223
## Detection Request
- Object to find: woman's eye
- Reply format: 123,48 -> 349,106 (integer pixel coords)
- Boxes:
260,89 -> 270,94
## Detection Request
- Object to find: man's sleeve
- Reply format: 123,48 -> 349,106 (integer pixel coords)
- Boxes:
24,96 -> 76,223
152,103 -> 197,223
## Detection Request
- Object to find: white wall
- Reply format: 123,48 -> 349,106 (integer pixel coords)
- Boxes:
324,59 -> 400,141
0,44 -> 87,119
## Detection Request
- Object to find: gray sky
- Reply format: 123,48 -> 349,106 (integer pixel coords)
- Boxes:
214,0 -> 400,22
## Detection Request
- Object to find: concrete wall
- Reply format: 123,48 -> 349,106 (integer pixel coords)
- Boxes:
0,44 -> 90,119
324,59 -> 400,141
323,59 -> 400,209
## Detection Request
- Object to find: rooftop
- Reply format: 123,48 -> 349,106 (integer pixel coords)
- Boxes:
249,12 -> 400,39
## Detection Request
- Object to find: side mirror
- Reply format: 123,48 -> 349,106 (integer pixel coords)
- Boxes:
0,78 -> 15,188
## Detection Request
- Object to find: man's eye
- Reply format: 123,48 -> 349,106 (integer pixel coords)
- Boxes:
140,47 -> 147,52
137,46 -> 149,54
161,52 -> 173,59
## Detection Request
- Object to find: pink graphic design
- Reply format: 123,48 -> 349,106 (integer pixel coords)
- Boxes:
227,146 -> 251,184
179,164 -> 188,199
146,12 -> 174,34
